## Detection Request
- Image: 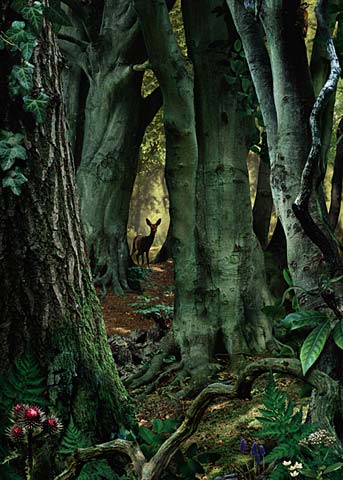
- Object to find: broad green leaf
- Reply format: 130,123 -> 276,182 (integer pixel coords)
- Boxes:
2,168 -> 28,195
280,311 -> 327,331
333,319 -> 343,349
22,1 -> 43,33
10,0 -> 26,13
23,92 -> 49,123
19,40 -> 37,61
5,21 -> 36,48
242,77 -> 251,93
300,320 -> 331,374
9,63 -> 34,95
323,462 -> 343,473
138,426 -> 157,444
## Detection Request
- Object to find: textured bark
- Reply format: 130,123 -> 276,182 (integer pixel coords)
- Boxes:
60,0 -> 162,294
181,0 -> 272,370
134,0 -> 199,379
228,0 -> 341,308
0,6 -> 132,476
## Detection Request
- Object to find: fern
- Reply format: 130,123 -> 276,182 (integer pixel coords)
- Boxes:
0,349 -> 46,411
59,420 -> 123,479
256,372 -> 313,464
59,417 -> 88,455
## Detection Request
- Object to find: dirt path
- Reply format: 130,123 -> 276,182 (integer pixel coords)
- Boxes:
101,259 -> 174,337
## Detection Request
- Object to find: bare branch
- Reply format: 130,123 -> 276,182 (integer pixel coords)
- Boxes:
54,439 -> 146,480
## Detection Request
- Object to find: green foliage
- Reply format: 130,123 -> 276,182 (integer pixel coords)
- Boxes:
279,311 -> 327,331
59,418 -> 120,480
129,295 -> 173,320
332,318 -> 343,349
0,350 -> 46,480
127,266 -> 152,284
300,320 -> 332,374
23,92 -> 50,124
0,0 -> 51,194
0,349 -> 47,412
256,372 -> 312,464
59,417 -> 88,455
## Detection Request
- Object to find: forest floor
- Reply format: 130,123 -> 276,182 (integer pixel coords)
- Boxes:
100,252 -> 308,480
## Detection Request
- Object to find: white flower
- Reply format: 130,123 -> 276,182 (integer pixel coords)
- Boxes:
290,472 -> 299,477
283,460 -> 292,466
293,462 -> 303,470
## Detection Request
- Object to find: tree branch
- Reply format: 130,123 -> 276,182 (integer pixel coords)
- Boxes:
227,0 -> 277,162
141,86 -> 162,130
53,357 -> 341,480
54,439 -> 146,480
293,0 -> 342,272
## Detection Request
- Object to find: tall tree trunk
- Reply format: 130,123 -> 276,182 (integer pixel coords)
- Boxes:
61,0 -> 162,294
134,0 -> 199,378
181,0 -> 272,372
0,5 -> 132,476
228,0 -> 341,308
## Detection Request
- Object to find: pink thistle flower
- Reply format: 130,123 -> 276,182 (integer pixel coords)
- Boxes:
43,416 -> 63,434
23,405 -> 44,428
7,424 -> 25,441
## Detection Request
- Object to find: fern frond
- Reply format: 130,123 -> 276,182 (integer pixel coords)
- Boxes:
59,418 -> 88,455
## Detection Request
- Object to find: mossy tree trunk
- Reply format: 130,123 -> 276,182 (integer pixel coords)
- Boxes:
181,0 -> 272,377
60,0 -> 162,294
134,0 -> 272,387
0,4 -> 132,474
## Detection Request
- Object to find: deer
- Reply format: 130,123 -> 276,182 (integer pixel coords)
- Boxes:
131,218 -> 161,266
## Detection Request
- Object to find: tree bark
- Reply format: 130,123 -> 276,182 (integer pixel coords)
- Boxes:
0,4 -> 132,476
181,0 -> 272,373
60,0 -> 163,294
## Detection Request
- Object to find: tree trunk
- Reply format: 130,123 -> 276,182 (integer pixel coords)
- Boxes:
61,0 -> 162,294
180,1 -> 272,374
0,5 -> 132,476
228,1 -> 341,308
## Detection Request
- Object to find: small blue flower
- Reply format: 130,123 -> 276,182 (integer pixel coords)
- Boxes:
254,453 -> 261,465
259,445 -> 266,456
250,442 -> 258,456
239,437 -> 247,452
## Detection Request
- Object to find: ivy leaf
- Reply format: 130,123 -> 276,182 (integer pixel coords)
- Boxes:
5,21 -> 35,47
23,92 -> 50,123
22,1 -> 43,34
10,0 -> 26,13
19,40 -> 37,61
279,311 -> 327,331
2,167 -> 28,195
300,320 -> 332,375
9,62 -> 34,96
44,0 -> 72,27
0,133 -> 27,171
333,319 -> 343,350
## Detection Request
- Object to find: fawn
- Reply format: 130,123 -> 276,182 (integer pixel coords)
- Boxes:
131,218 -> 161,266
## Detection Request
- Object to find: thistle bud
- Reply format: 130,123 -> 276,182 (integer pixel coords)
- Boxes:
43,416 -> 63,434
7,424 -> 25,441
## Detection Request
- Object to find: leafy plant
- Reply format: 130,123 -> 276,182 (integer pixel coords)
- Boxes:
256,372 -> 313,467
0,0 -> 51,195
59,418 -> 119,480
129,295 -> 173,321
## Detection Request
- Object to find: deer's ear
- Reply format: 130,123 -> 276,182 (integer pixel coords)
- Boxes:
146,218 -> 152,226
156,218 -> 161,225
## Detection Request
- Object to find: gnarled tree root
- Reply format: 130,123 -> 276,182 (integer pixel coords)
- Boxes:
54,357 -> 342,480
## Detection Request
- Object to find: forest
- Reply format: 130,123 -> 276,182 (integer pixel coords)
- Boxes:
2,0 -> 343,479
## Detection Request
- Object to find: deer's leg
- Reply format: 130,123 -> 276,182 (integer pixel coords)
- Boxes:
136,253 -> 140,264
146,250 -> 150,266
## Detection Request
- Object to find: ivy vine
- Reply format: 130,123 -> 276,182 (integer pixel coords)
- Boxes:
0,0 -> 69,195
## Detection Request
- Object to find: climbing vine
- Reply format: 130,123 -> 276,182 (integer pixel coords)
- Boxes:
0,0 -> 67,195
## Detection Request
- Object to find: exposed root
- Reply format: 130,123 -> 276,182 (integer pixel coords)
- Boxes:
137,361 -> 183,398
54,357 -> 342,480
125,332 -> 176,390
